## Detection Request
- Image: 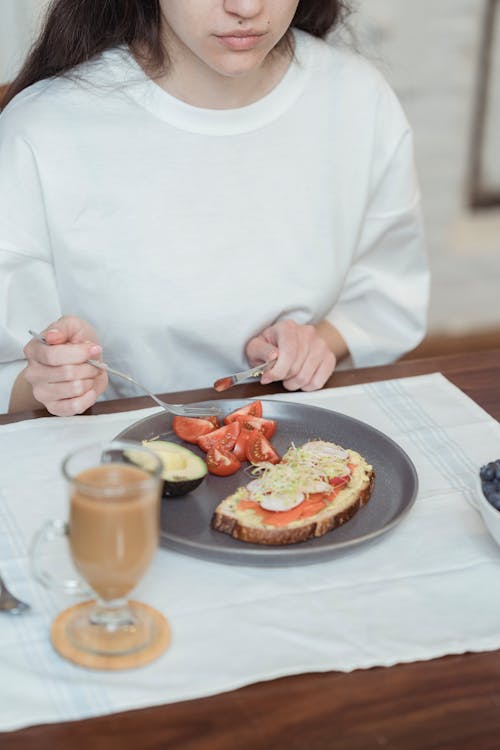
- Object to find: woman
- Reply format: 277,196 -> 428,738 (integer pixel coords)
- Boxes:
0,0 -> 429,415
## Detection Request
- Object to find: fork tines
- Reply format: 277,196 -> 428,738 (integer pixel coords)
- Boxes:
172,404 -> 225,417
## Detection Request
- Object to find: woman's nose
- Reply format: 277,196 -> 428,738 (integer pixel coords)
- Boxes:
223,0 -> 264,21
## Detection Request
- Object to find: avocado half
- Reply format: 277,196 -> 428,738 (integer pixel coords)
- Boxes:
126,440 -> 207,497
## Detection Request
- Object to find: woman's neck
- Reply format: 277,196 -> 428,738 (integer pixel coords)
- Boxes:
152,29 -> 294,110
158,57 -> 289,109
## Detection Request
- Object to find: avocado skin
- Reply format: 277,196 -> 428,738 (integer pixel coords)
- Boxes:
162,476 -> 205,497
142,440 -> 207,498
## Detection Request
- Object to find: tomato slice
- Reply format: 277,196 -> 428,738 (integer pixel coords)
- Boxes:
232,415 -> 277,440
260,504 -> 305,526
329,475 -> 350,488
245,430 -> 280,465
232,428 -> 252,462
204,415 -> 221,429
206,446 -> 241,477
224,400 -> 263,424
172,416 -> 216,444
197,421 -> 240,453
238,492 -> 330,528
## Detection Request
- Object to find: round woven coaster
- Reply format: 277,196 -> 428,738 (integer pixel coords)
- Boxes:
51,600 -> 171,670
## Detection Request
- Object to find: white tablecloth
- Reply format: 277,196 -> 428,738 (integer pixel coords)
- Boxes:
1,372 -> 499,731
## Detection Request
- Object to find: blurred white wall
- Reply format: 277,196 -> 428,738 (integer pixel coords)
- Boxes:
0,0 -> 50,83
344,0 -> 500,335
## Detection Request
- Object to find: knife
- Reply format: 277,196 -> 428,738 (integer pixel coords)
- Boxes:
213,359 -> 277,392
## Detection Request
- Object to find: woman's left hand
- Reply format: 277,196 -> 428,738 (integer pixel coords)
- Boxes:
245,319 -> 337,392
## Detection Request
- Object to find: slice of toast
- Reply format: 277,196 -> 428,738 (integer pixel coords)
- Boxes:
211,443 -> 375,545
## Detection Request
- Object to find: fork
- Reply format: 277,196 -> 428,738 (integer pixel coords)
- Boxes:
0,574 -> 30,615
28,330 -> 223,418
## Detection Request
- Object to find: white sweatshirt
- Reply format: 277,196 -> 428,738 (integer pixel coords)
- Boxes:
0,30 -> 429,411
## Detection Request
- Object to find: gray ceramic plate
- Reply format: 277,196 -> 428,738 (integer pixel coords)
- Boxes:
115,399 -> 418,566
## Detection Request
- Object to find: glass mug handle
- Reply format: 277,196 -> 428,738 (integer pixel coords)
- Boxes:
30,519 -> 91,596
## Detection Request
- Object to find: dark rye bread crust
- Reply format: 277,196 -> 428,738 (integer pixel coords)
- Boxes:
212,469 -> 375,546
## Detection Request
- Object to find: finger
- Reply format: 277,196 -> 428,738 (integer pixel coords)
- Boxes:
282,357 -> 317,391
292,352 -> 337,392
43,315 -> 97,346
261,346 -> 298,384
245,336 -> 278,368
31,371 -> 108,412
43,327 -> 68,346
32,378 -> 96,405
301,353 -> 337,391
25,360 -> 105,385
45,388 -> 99,417
93,370 -> 109,398
24,340 -> 102,367
283,337 -> 335,391
261,321 -> 303,384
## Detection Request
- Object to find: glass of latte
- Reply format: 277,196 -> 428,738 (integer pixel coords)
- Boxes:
31,440 -> 163,658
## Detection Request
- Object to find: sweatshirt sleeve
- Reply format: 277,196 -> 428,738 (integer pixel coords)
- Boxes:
0,102 -> 61,413
326,87 -> 430,367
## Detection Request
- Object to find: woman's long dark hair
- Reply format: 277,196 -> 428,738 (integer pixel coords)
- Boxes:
3,0 -> 351,107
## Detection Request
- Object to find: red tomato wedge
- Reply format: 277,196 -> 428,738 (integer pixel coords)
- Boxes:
203,415 -> 221,429
197,421 -> 240,453
224,400 -> 263,424
206,446 -> 241,477
232,415 -> 277,439
172,416 -> 216,444
232,428 -> 252,462
245,430 -> 280,465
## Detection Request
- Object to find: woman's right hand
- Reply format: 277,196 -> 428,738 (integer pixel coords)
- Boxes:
23,316 -> 108,416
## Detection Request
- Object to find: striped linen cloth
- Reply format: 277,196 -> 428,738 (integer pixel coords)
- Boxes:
0,372 -> 499,731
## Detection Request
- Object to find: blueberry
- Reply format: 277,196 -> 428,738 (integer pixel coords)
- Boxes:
480,464 -> 496,481
487,492 -> 500,510
482,481 -> 494,499
495,479 -> 500,492
495,463 -> 500,481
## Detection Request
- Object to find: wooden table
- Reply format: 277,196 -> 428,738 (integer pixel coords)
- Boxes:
2,350 -> 500,750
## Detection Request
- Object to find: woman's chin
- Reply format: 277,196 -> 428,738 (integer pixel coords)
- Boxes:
209,49 -> 270,79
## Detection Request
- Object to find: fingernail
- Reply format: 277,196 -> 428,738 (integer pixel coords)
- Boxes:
46,328 -> 59,335
89,345 -> 102,356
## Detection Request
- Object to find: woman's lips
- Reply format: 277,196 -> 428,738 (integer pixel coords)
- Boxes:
215,33 -> 266,51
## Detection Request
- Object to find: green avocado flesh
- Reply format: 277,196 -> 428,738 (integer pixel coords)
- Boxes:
127,440 -> 207,497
